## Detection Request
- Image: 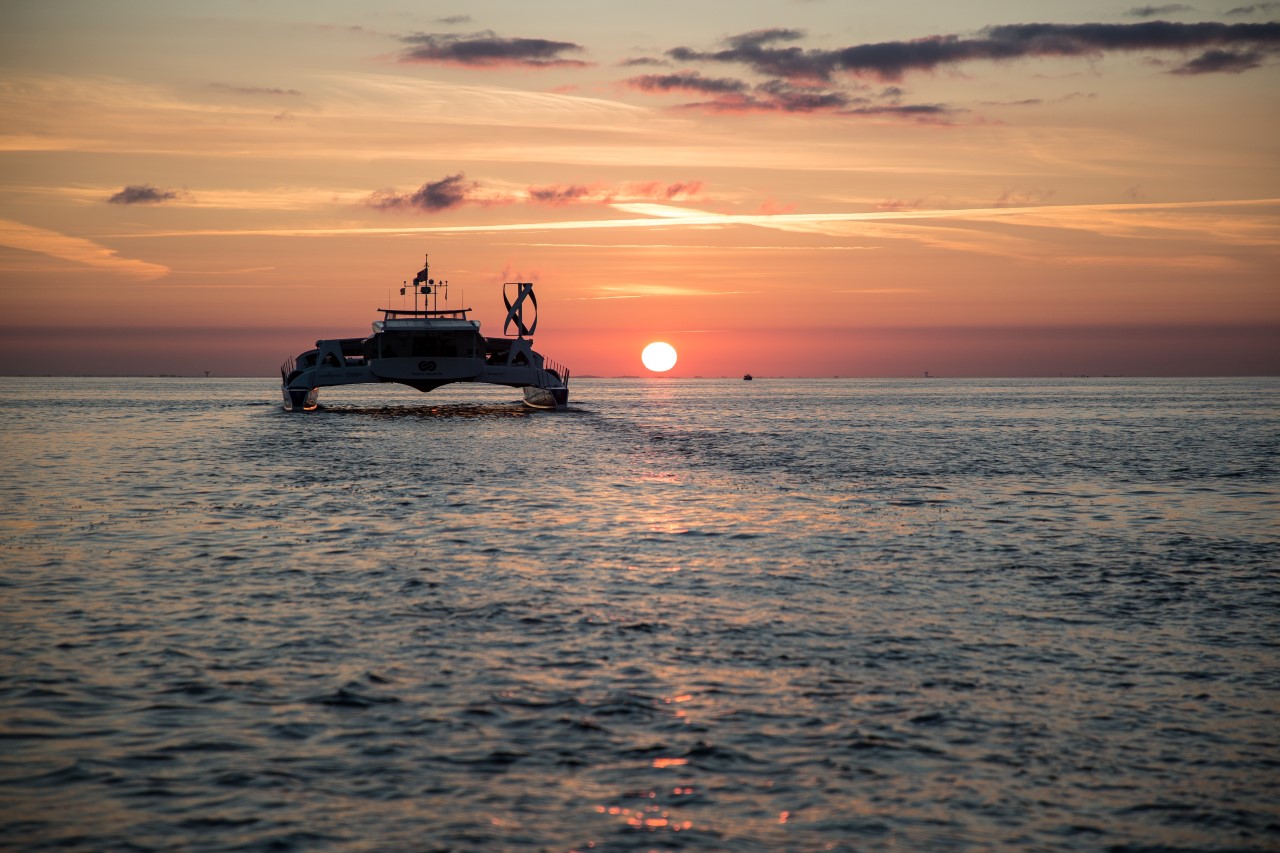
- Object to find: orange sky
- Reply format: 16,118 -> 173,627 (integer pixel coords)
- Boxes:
1,2 -> 1277,377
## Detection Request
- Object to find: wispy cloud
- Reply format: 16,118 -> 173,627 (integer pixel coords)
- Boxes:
593,283 -> 755,298
0,72 -> 965,168
836,288 -> 931,294
207,83 -> 302,96
1226,2 -> 1280,15
625,69 -> 953,118
529,180 -> 703,205
365,174 -> 704,212
0,220 -> 168,279
1126,5 -> 1194,17
48,184 -> 369,211
398,31 -> 589,68
124,198 -> 1280,263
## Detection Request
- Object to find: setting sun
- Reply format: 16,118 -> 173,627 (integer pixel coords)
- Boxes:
641,342 -> 677,373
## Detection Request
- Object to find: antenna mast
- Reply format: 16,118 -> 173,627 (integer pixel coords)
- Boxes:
395,253 -> 449,314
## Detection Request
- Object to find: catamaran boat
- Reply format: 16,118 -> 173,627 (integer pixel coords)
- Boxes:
279,257 -> 570,411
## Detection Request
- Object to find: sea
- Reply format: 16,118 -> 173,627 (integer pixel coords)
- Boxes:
1,376 -> 1277,852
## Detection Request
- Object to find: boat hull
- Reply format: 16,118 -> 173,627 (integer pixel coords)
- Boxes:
522,386 -> 567,410
369,356 -> 484,383
282,386 -> 318,412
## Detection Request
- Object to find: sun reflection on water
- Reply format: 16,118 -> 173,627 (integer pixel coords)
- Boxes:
594,803 -> 695,832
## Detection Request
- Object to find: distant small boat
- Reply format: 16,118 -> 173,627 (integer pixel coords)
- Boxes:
743,374 -> 753,381
280,255 -> 569,411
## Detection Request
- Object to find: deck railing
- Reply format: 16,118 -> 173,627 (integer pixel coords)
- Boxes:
540,356 -> 570,386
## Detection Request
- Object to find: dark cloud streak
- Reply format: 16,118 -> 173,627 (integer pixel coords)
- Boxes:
618,56 -> 669,67
668,21 -> 1280,81
1172,47 -> 1263,72
626,70 -> 954,118
367,176 -> 705,211
1126,5 -> 1193,17
529,184 -> 593,204
627,71 -> 748,94
399,31 -> 587,68
366,174 -> 477,212
1226,2 -> 1280,14
107,185 -> 178,205
209,83 -> 302,96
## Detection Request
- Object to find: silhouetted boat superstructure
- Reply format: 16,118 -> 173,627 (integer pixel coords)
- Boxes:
280,256 -> 569,411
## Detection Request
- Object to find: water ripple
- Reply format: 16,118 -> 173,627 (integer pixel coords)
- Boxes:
0,377 -> 1277,851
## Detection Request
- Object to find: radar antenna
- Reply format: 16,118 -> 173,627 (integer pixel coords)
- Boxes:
399,254 -> 447,312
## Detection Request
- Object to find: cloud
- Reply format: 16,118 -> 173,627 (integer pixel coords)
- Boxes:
528,179 -> 704,205
622,66 -> 950,117
367,173 -> 478,211
118,198 -> 1280,270
639,180 -> 703,200
1126,4 -> 1194,17
668,28 -> 820,80
618,56 -> 669,67
208,83 -> 303,96
0,219 -> 168,279
877,198 -> 926,211
1171,48 -> 1263,72
636,21 -> 1280,118
994,188 -> 1056,208
747,79 -> 852,111
594,283 -> 756,298
1226,2 -> 1280,14
107,184 -> 179,205
668,21 -> 1280,81
529,184 -> 594,204
845,103 -> 954,120
370,175 -> 704,211
625,71 -> 749,94
666,80 -> 954,119
398,31 -> 588,68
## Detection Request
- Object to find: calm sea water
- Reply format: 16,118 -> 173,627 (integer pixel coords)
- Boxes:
1,376 -> 1277,852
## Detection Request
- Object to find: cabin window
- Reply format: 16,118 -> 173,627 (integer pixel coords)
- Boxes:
379,330 -> 478,359
485,340 -> 511,364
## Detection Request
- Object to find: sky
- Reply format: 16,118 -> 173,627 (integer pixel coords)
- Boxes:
0,0 -> 1277,377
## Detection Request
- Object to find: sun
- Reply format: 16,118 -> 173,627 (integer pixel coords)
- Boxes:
641,341 -> 678,373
